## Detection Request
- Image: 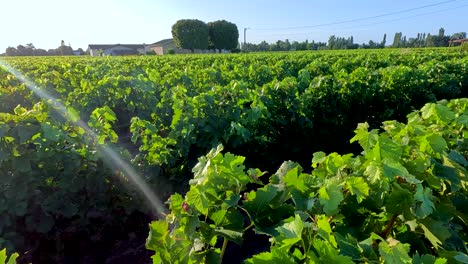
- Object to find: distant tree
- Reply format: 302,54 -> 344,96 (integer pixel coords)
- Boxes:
57,45 -> 74,55
48,49 -> 57,56
328,35 -> 336,49
76,48 -> 85,55
431,28 -> 450,47
207,20 -> 239,52
16,45 -> 34,56
451,32 -> 466,40
392,32 -> 402,48
172,19 -> 209,52
291,41 -> 299,51
5,47 -> 17,56
381,34 -> 387,47
258,41 -> 269,52
408,38 -> 417,48
368,40 -> 378,49
438,28 -> 445,38
35,49 -> 48,56
426,34 -> 434,47
283,39 -> 291,51
272,40 -> 283,51
401,36 -> 407,47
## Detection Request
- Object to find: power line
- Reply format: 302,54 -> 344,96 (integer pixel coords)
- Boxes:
252,4 -> 468,38
252,0 -> 461,31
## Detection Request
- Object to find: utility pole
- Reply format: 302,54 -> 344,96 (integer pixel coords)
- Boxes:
243,28 -> 250,51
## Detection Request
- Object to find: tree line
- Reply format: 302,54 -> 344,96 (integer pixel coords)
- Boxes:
244,28 -> 466,52
2,25 -> 465,56
2,41 -> 84,56
390,28 -> 465,48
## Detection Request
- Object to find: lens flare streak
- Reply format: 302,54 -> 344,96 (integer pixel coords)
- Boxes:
0,59 -> 167,217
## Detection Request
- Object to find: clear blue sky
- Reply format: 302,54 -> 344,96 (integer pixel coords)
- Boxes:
0,0 -> 466,51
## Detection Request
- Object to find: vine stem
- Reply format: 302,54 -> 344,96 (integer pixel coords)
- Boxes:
381,214 -> 398,238
220,238 -> 229,262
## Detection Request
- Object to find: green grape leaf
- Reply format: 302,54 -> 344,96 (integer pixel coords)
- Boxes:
244,248 -> 297,264
385,184 -> 413,215
0,248 -> 19,264
311,239 -> 354,264
412,253 -> 447,264
275,214 -> 304,249
434,157 -> 463,192
282,167 -> 308,192
350,122 -> 379,152
364,161 -> 384,183
244,185 -> 295,230
434,104 -> 456,123
186,188 -> 210,215
312,151 -> 327,168
317,214 -> 337,247
223,191 -> 241,208
244,185 -> 278,213
290,189 -> 315,211
0,249 -> 6,264
454,253 -> 468,263
456,115 -> 468,126
419,218 -> 451,249
204,249 -> 222,264
169,193 -> 184,216
210,209 -> 227,226
272,161 -> 302,183
414,184 -> 435,218
335,233 -> 361,260
374,136 -> 402,162
223,209 -> 244,230
345,177 -> 369,203
382,160 -> 411,181
378,238 -> 412,264
418,223 -> 442,250
146,220 -> 169,251
191,144 -> 224,183
319,183 -> 344,216
420,134 -> 447,154
448,150 -> 468,166
214,228 -> 243,245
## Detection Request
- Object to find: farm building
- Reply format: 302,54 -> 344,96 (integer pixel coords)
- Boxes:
449,38 -> 468,46
149,38 -> 216,55
87,44 -> 150,56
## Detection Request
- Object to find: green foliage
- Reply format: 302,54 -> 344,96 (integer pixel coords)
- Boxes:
1,48 -> 467,262
172,19 -> 209,52
147,99 -> 468,263
0,101 -> 145,254
0,248 -> 18,264
208,20 -> 239,51
461,42 -> 468,53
